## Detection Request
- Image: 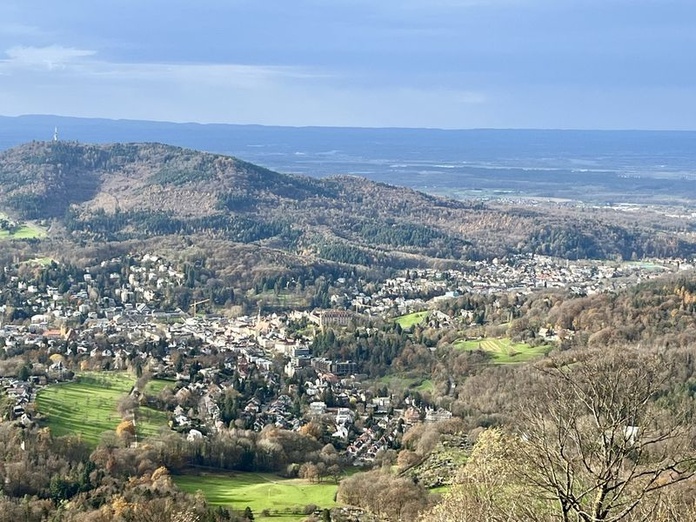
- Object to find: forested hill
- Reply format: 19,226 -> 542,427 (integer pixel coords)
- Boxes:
0,141 -> 694,267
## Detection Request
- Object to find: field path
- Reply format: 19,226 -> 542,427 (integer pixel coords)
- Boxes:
255,473 -> 280,484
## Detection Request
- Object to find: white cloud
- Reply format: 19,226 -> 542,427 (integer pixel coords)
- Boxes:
3,45 -> 96,70
0,41 -> 485,127
0,45 -> 325,89
87,62 -> 325,90
0,56 -> 490,128
0,23 -> 46,38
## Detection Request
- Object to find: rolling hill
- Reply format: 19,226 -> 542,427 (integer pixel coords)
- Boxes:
0,141 -> 694,269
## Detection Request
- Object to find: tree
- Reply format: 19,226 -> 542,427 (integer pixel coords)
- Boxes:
299,462 -> 320,483
116,420 -> 136,445
517,351 -> 696,522
338,469 -> 431,521
422,350 -> 696,522
17,365 -> 30,381
421,428 -> 544,522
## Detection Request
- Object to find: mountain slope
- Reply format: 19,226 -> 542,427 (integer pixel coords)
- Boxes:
0,141 -> 694,267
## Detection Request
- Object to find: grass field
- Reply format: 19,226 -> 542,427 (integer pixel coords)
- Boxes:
454,338 -> 551,364
395,311 -> 428,328
25,256 -> 55,266
36,372 -> 170,446
379,374 -> 434,393
174,472 -> 339,521
143,378 -> 176,395
255,291 -> 311,311
416,379 -> 435,393
0,222 -> 47,240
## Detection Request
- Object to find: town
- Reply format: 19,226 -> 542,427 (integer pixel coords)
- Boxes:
0,251 -> 690,467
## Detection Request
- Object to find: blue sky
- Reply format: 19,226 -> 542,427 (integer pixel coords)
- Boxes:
0,0 -> 694,129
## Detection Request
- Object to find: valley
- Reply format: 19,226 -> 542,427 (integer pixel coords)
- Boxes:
0,139 -> 695,521
2,0 -> 694,519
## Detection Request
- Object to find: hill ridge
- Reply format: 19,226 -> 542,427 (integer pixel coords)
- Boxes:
1,140 -> 694,267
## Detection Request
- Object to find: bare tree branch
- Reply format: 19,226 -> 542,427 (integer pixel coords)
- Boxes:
515,350 -> 696,522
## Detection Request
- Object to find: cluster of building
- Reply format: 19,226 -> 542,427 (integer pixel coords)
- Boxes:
0,250 -> 692,464
344,255 -> 683,317
1,377 -> 39,427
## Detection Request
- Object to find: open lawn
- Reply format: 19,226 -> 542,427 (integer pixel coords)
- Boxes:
379,374 -> 434,393
144,378 -> 176,395
454,338 -> 551,364
36,372 -> 170,446
395,311 -> 428,328
24,256 -> 55,266
174,472 -> 339,521
255,291 -> 311,311
416,379 -> 435,393
0,221 -> 47,240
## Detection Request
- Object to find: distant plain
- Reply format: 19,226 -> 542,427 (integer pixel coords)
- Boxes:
2,116 -> 695,206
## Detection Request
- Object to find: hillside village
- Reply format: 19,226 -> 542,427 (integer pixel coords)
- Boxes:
0,251 -> 690,466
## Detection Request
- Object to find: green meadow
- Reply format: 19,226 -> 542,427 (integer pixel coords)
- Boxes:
0,221 -> 47,240
144,378 -> 176,395
255,290 -> 312,311
36,372 -> 170,446
378,374 -> 434,393
416,379 -> 435,392
395,311 -> 429,328
174,472 -> 339,521
454,338 -> 551,364
25,256 -> 55,266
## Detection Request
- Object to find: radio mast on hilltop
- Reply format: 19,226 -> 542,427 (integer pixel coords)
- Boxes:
53,127 -> 59,142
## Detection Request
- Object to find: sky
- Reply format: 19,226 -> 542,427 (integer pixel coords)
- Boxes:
0,0 -> 694,130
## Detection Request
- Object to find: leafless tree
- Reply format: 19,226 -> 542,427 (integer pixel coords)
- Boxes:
516,350 -> 696,522
422,350 -> 696,522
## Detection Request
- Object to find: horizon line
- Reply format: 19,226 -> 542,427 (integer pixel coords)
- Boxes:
2,113 -> 695,134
